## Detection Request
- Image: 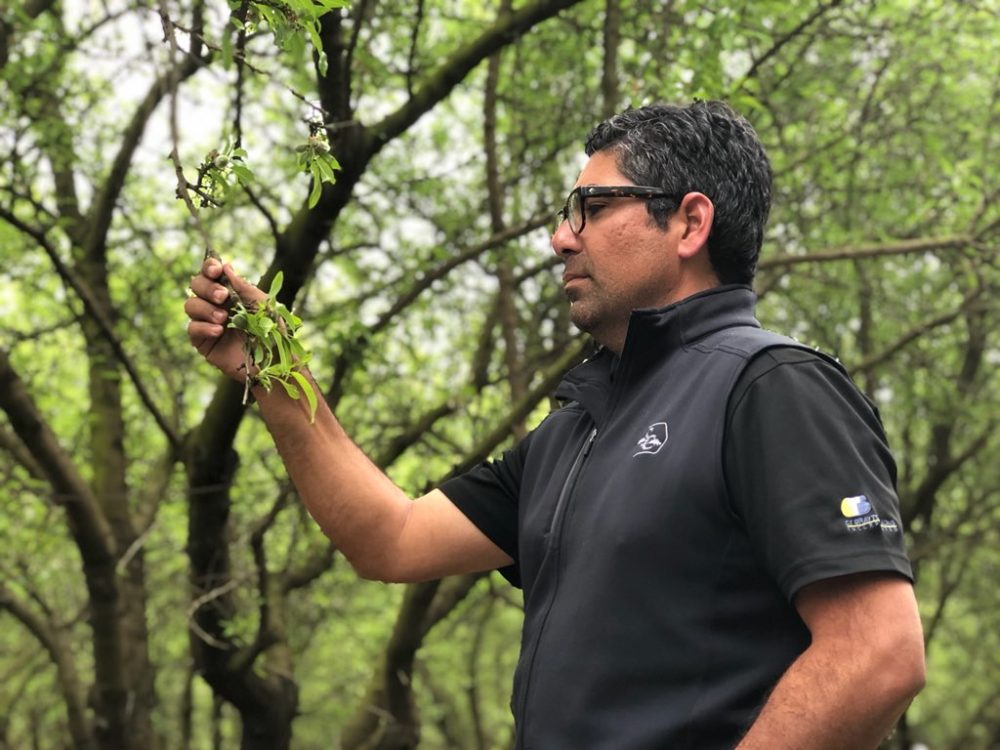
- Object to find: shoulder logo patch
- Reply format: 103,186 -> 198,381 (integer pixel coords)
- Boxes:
633,422 -> 668,457
840,494 -> 881,531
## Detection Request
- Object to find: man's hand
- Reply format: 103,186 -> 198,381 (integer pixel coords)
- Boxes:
185,258 -> 266,382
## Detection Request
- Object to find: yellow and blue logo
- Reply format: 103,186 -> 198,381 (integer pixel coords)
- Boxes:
841,494 -> 881,531
840,495 -> 872,518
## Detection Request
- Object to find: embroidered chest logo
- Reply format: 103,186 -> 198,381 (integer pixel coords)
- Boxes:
633,422 -> 669,457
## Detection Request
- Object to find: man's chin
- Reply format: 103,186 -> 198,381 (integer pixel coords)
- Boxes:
568,302 -> 597,334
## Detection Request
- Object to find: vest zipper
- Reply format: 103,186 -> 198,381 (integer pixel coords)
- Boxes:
515,425 -> 598,748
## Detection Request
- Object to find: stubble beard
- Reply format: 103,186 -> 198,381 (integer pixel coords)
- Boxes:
566,291 -> 621,348
565,283 -> 636,353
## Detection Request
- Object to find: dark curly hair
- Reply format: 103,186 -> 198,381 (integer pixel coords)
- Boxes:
585,101 -> 772,285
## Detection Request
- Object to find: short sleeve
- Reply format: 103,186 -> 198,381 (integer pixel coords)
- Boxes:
439,434 -> 531,586
724,347 -> 913,601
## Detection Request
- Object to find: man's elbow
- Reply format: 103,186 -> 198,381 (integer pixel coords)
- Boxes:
349,554 -> 405,584
880,622 -> 927,706
349,551 -> 430,584
896,642 -> 927,702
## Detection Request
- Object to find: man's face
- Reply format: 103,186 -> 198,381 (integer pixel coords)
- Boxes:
551,150 -> 681,353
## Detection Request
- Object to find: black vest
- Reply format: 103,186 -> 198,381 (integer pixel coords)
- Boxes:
512,285 -> 834,749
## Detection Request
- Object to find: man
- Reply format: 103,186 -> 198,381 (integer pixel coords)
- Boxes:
186,101 -> 925,749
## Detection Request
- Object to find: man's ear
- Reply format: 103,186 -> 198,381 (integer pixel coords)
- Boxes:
674,192 -> 714,261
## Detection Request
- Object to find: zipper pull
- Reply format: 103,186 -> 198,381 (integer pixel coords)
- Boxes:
582,427 -> 598,458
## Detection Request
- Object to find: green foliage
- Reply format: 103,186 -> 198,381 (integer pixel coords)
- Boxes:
228,271 -> 318,422
227,0 -> 349,76
196,140 -> 255,205
0,0 -> 998,748
295,126 -> 341,208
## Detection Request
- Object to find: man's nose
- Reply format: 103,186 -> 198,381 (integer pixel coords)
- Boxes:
550,220 -> 581,257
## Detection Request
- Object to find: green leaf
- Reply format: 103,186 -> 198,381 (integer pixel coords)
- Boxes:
277,378 -> 300,399
315,155 -> 338,184
289,370 -> 318,423
269,271 -> 284,298
260,317 -> 276,337
274,334 -> 291,370
308,174 -> 322,208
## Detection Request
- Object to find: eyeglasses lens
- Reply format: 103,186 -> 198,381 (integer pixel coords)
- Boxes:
568,190 -> 583,233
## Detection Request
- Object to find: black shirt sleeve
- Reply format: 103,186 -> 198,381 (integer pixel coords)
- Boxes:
724,347 -> 913,601
438,433 -> 532,586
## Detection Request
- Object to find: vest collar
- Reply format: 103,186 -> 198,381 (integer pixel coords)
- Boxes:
555,285 -> 760,421
620,284 -> 760,376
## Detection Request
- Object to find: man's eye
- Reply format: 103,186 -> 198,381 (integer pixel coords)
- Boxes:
585,203 -> 606,216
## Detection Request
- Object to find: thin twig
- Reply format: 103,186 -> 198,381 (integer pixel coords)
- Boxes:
186,578 -> 242,650
158,4 -> 215,254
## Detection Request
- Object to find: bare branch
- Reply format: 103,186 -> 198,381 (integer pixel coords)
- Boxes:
759,234 -> 973,270
600,0 -> 621,119
84,51 -> 203,263
421,573 -> 487,636
282,542 -> 336,593
326,212 -> 553,407
367,0 -> 584,149
405,0 -> 426,97
738,0 -> 845,86
853,290 -> 985,375
186,577 -> 243,650
0,421 -> 45,480
443,336 -> 590,481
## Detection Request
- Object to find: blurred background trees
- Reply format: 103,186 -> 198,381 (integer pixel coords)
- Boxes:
0,0 -> 996,747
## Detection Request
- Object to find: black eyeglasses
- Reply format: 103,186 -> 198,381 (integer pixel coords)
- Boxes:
556,185 -> 680,234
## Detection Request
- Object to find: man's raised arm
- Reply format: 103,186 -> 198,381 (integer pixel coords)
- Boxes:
185,259 -> 513,583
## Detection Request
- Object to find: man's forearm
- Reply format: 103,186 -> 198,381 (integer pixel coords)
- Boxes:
735,572 -> 926,750
735,642 -> 921,749
251,370 -> 412,580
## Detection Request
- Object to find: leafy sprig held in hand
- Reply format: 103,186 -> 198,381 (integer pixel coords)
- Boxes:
227,270 -> 317,423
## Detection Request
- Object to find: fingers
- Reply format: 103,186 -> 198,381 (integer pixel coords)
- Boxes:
189,271 -> 231,304
222,263 -> 266,304
192,258 -> 266,307
185,296 -> 229,325
185,295 -> 227,348
201,257 -> 224,279
187,320 -> 225,354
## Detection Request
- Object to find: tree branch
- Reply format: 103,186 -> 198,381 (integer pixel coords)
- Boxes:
326,212 -> 552,407
405,0 -> 426,98
0,583 -> 95,750
367,0 -> 583,149
853,290 -> 985,375
758,234 -> 973,270
0,421 -> 46,481
0,0 -> 59,69
0,207 -> 182,450
0,349 -> 114,558
0,351 -> 132,747
281,541 -> 336,593
83,53 -> 203,263
738,0 -> 844,86
444,336 -> 589,481
600,0 -> 621,119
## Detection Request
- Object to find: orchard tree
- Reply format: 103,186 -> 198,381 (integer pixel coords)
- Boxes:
0,1 -> 997,749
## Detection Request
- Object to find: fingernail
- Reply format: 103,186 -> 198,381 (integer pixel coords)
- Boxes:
213,289 -> 228,303
213,310 -> 228,323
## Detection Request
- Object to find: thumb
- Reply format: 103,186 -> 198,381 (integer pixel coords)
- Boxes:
223,263 -> 265,304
